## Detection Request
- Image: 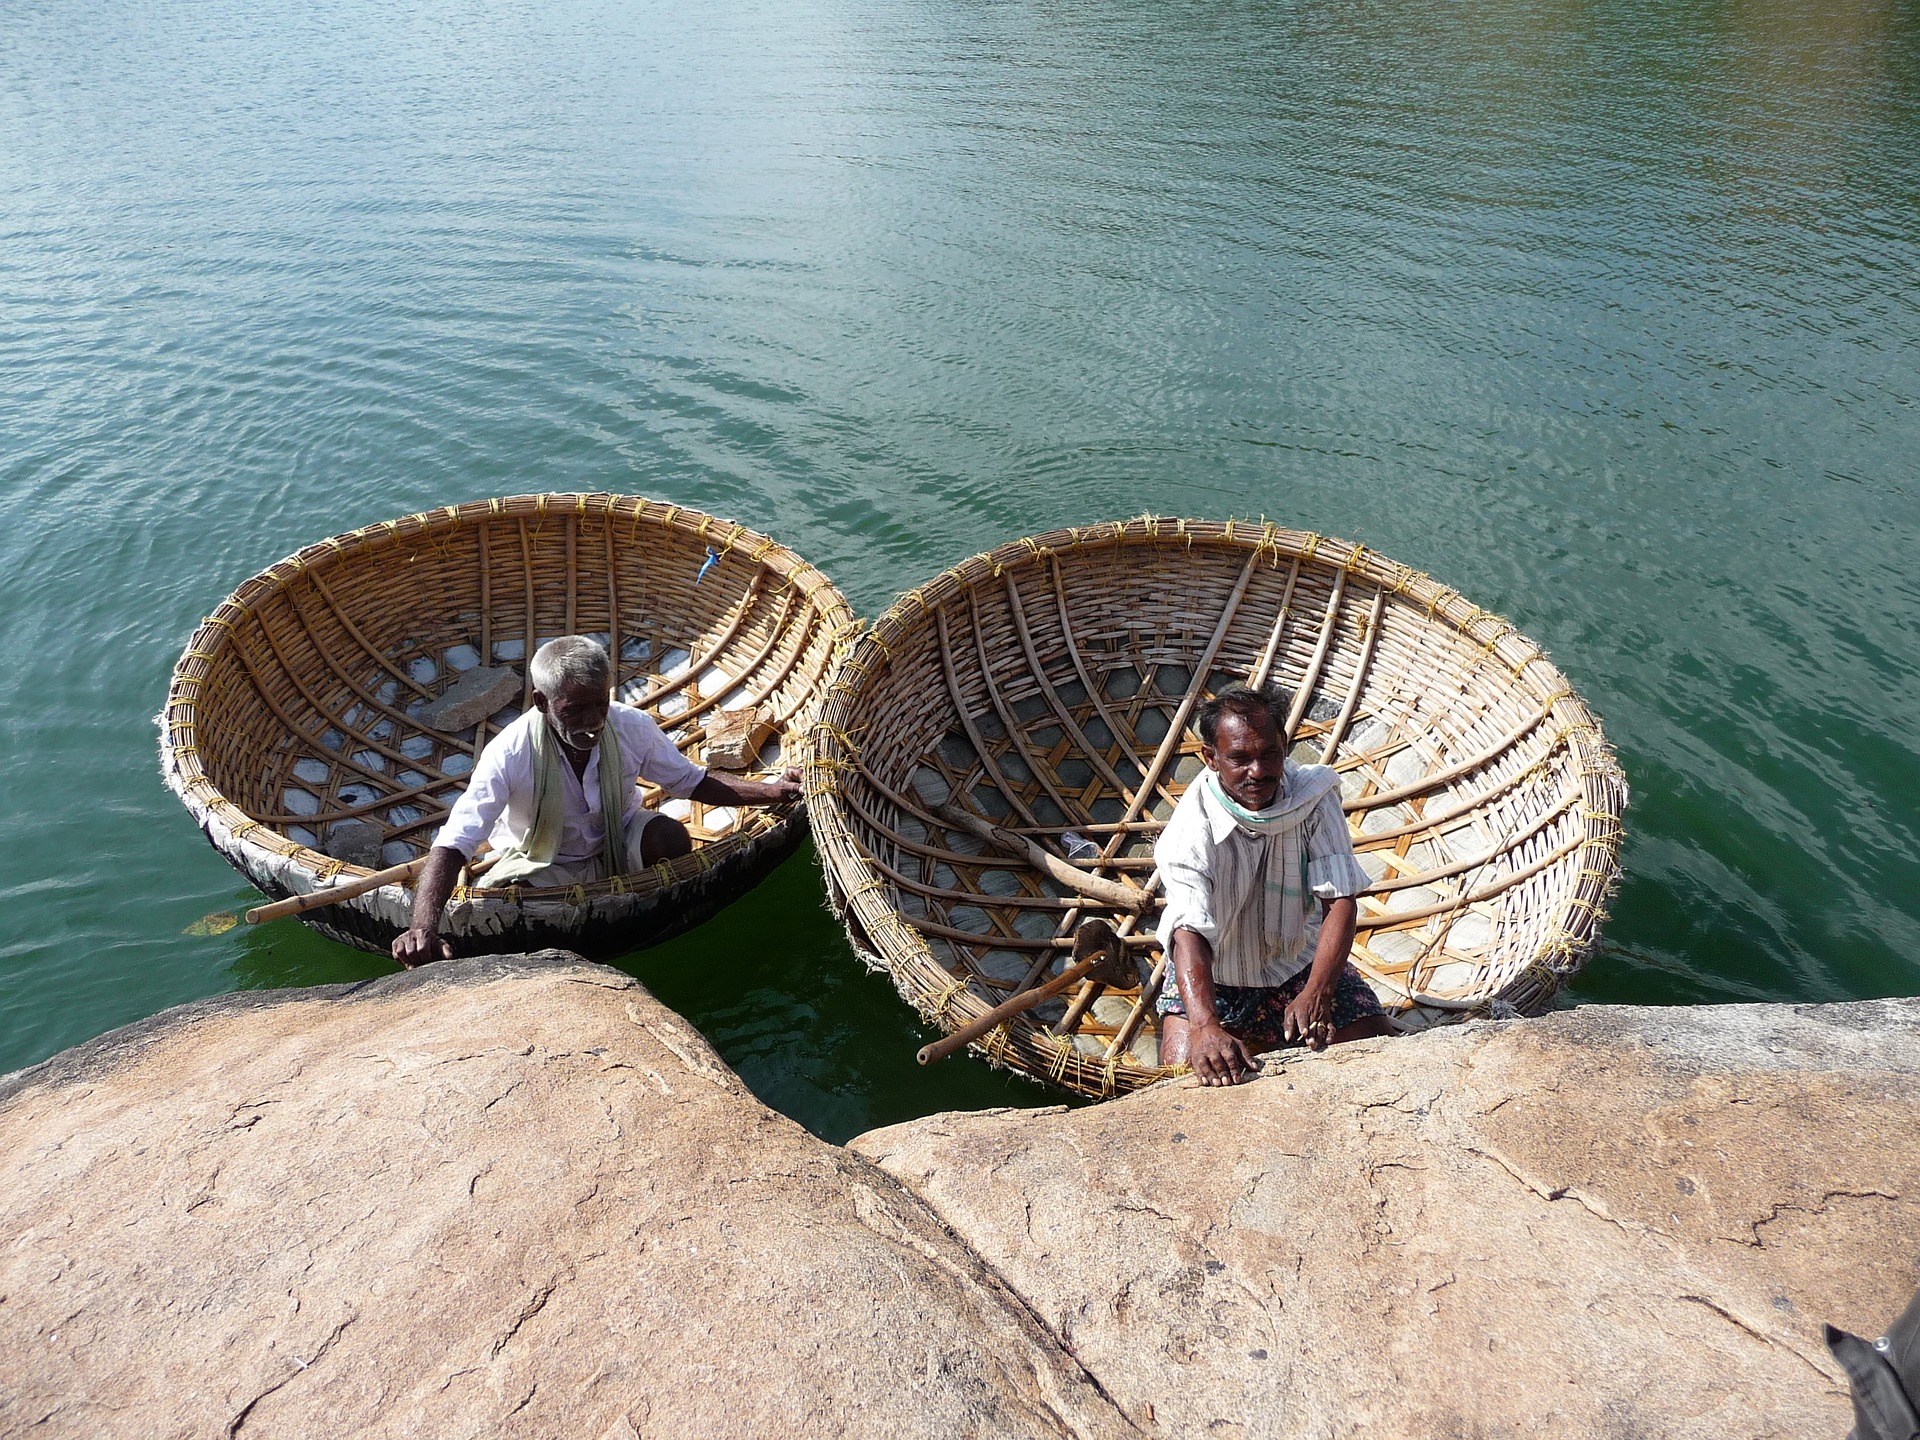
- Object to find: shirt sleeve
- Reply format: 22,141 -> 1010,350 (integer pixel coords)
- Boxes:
1305,786 -> 1369,900
1153,801 -> 1219,953
625,708 -> 708,800
432,735 -> 514,858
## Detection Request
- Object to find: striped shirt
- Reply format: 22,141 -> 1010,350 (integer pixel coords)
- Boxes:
1153,761 -> 1370,988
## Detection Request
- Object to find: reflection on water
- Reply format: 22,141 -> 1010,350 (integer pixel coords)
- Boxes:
227,911 -> 394,996
0,0 -> 1914,1131
622,845 -> 1069,1144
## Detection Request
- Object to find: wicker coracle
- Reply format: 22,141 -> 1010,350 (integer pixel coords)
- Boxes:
806,517 -> 1627,1099
161,493 -> 856,957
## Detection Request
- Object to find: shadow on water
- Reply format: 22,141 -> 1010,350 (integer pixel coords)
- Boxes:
612,843 -> 1079,1146
228,906 -> 403,991
226,840 -> 1073,1145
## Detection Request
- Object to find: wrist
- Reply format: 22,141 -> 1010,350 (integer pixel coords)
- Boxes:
1302,965 -> 1337,992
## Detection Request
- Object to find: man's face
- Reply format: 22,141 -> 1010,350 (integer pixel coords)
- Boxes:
534,680 -> 611,750
1202,708 -> 1285,810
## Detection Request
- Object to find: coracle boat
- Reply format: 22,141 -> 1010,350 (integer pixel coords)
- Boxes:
806,517 -> 1626,1099
161,494 -> 855,957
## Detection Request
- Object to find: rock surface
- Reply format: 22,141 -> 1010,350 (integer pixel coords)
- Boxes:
417,664 -> 521,731
0,954 -> 1135,1440
701,706 -> 770,770
320,818 -> 384,867
853,1001 -> 1920,1439
8,955 -> 1914,1440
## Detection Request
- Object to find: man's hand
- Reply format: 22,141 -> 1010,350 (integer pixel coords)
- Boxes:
766,766 -> 803,805
1186,1020 -> 1256,1086
392,926 -> 454,969
1283,981 -> 1336,1052
393,847 -> 466,969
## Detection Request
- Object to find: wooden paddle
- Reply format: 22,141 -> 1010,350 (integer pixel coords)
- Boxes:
934,804 -> 1148,912
244,843 -> 494,924
917,918 -> 1135,1066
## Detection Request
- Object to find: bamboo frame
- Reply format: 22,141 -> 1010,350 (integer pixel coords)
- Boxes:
160,494 -> 857,957
805,517 -> 1626,1100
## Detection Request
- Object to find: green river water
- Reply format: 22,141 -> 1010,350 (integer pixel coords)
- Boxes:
2,0 -> 1915,1142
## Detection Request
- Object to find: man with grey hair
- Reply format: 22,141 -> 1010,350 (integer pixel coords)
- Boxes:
391,635 -> 801,967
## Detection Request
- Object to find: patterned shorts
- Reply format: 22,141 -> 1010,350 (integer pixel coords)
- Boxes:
1157,963 -> 1386,1050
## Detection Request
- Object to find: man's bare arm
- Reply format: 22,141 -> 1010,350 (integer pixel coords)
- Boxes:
1282,896 -> 1357,1050
391,846 -> 466,968
1171,927 -> 1256,1086
690,766 -> 803,808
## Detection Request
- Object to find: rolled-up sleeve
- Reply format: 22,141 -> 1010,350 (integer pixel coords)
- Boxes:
433,745 -> 511,858
1305,787 -> 1369,900
1153,802 -> 1219,953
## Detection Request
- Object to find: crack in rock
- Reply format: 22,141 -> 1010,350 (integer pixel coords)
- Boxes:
226,1312 -> 355,1437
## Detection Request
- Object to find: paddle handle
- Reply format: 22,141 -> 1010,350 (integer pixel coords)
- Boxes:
935,804 -> 1147,912
916,955 -> 1095,1066
244,844 -> 493,924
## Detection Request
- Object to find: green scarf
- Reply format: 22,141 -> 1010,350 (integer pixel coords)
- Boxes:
485,715 -> 629,885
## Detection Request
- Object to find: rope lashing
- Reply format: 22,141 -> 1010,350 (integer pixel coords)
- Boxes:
1047,1035 -> 1074,1083
809,721 -> 866,760
929,977 -> 972,1020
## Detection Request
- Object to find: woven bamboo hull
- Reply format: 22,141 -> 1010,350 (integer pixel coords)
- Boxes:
162,494 -> 855,958
806,518 -> 1627,1100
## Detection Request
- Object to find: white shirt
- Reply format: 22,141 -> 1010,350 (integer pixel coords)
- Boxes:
1154,762 -> 1371,987
433,704 -> 707,863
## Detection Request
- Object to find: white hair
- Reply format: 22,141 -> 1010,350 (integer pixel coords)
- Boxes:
528,635 -> 611,697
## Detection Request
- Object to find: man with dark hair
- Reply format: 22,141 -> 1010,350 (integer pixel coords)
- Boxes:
1155,683 -> 1393,1085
